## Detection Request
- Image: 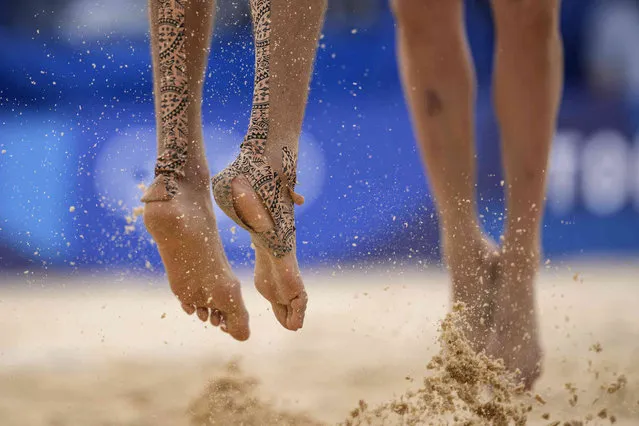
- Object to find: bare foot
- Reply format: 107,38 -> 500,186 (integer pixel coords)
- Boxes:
231,175 -> 307,331
142,179 -> 250,341
443,233 -> 499,352
486,243 -> 542,389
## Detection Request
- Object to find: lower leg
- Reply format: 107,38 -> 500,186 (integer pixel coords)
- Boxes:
263,0 -> 327,169
392,0 -> 497,348
143,0 -> 249,340
147,0 -> 214,194
242,0 -> 327,169
490,0 -> 563,387
213,0 -> 327,331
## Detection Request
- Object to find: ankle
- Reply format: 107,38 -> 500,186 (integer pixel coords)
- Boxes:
501,228 -> 540,256
499,237 -> 541,282
441,226 -> 489,267
261,145 -> 288,172
440,215 -> 482,243
180,177 -> 211,197
181,159 -> 211,189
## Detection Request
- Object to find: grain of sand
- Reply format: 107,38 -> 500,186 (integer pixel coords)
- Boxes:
0,265 -> 637,425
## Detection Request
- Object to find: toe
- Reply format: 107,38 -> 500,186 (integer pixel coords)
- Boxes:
196,307 -> 210,322
522,374 -> 536,391
219,317 -> 229,334
223,307 -> 250,341
210,282 -> 250,341
181,303 -> 196,315
523,357 -> 543,390
286,292 -> 308,331
272,303 -> 289,329
210,309 -> 222,327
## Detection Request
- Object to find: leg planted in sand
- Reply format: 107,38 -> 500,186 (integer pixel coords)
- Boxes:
392,0 -> 500,350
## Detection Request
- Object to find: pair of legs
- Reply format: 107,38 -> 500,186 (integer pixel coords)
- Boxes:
142,0 -> 327,340
142,0 -> 560,388
392,0 -> 563,388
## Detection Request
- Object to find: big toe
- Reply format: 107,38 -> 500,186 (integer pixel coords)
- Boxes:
522,367 -> 541,390
286,292 -> 308,331
271,302 -> 289,329
223,307 -> 250,341
269,297 -> 305,331
209,281 -> 251,341
518,353 -> 543,390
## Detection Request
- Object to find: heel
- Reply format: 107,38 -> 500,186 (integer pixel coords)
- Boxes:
211,166 -> 249,233
211,148 -> 302,258
141,175 -> 175,203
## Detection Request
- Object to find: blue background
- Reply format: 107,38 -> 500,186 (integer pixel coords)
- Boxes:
1,0 -> 638,273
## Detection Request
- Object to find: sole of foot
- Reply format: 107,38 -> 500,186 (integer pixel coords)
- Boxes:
142,180 -> 250,341
230,174 -> 307,331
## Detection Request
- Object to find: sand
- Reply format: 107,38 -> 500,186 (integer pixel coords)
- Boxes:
1,264 -> 638,425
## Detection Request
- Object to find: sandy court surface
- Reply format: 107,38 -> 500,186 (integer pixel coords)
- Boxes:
0,264 -> 638,425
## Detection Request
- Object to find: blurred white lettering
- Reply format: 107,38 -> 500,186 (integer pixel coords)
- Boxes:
548,131 -> 580,215
581,130 -> 629,216
548,129 -> 636,216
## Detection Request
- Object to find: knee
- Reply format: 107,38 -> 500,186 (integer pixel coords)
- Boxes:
391,0 -> 461,36
494,0 -> 560,45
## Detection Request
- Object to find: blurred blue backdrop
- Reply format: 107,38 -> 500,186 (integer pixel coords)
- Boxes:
1,0 -> 639,272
